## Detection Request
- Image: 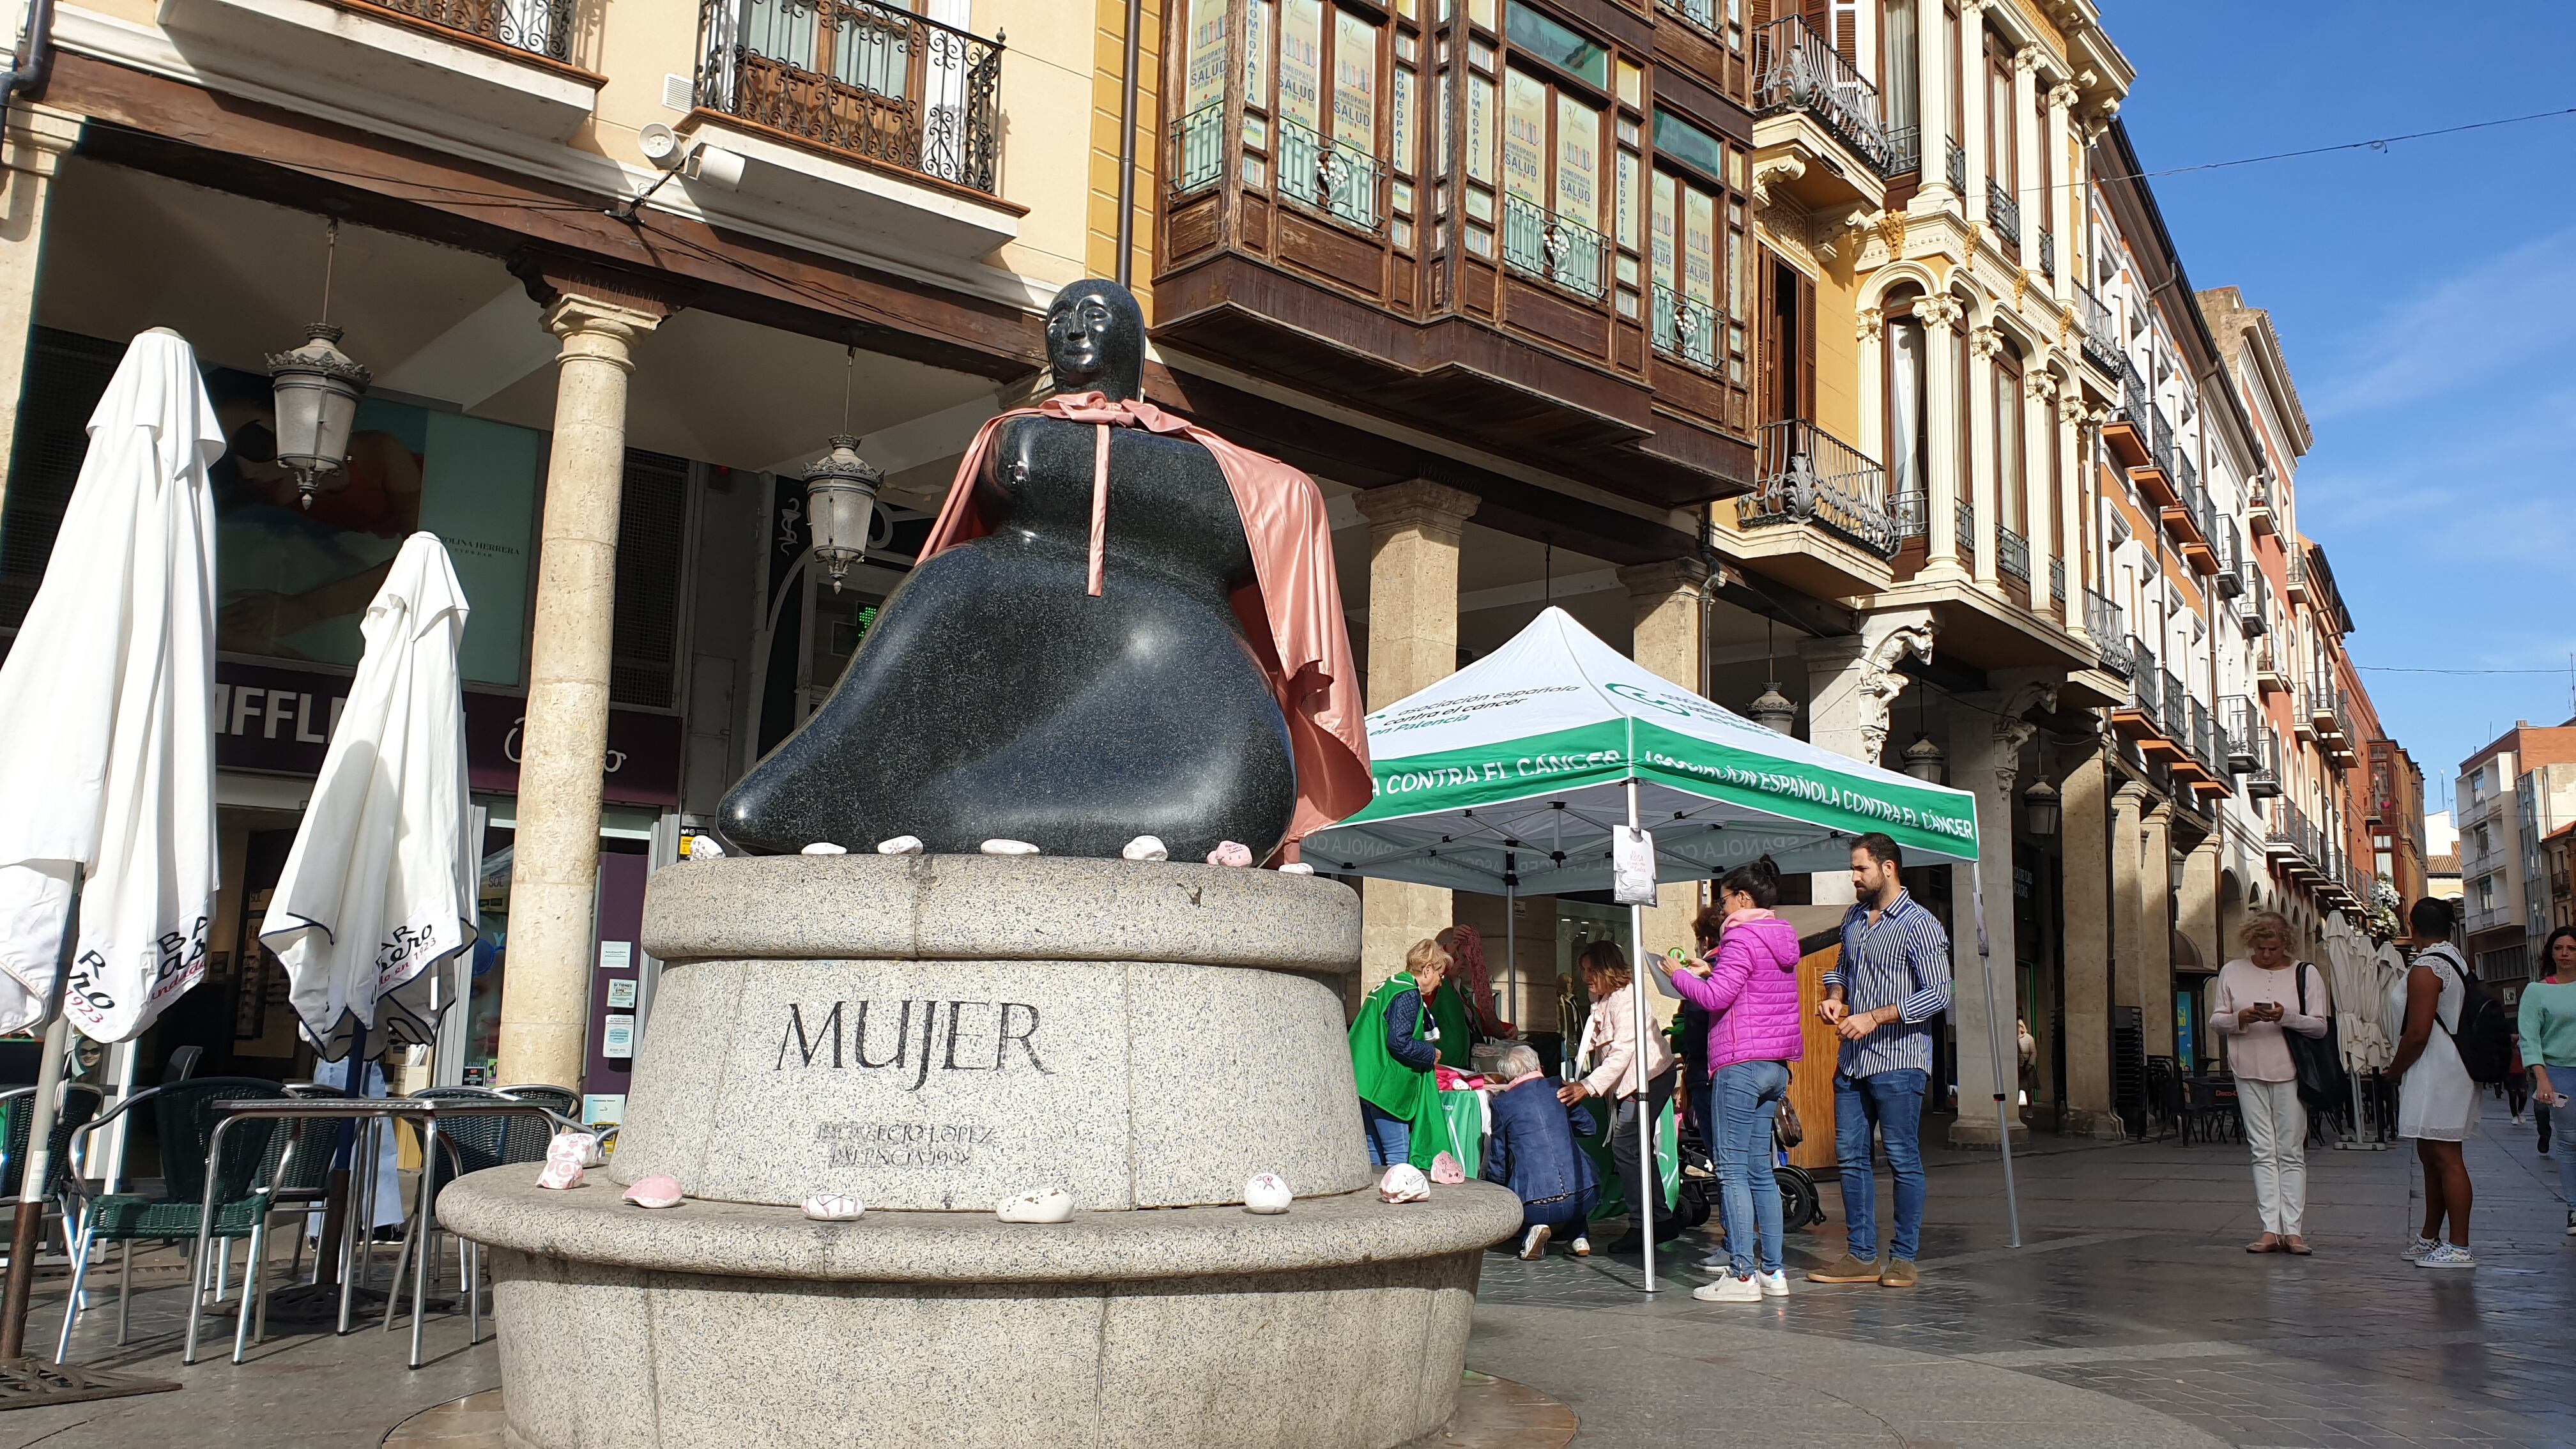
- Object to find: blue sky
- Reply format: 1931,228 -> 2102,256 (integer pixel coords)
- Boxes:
2107,2 -> 2576,818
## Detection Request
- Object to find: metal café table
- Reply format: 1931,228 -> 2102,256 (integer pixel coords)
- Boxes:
187,1096 -> 567,1368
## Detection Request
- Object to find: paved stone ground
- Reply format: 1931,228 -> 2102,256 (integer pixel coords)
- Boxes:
1473,1092 -> 2576,1448
0,1094 -> 2563,1446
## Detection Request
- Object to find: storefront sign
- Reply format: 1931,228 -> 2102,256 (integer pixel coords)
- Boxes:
213,658 -> 683,806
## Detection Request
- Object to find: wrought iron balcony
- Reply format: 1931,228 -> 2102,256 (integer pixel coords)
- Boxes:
1737,420 -> 1899,556
374,0 -> 571,59
2223,696 -> 2262,773
1652,284 -> 1719,371
696,0 -> 1003,194
2078,287 -> 2120,374
2128,639 -> 2161,728
1945,139 -> 1965,192
1956,498 -> 1976,567
1892,489 -> 1928,541
1986,179 -> 2021,244
1501,192 -> 1608,301
1659,0 -> 1721,34
2151,406 -> 2176,478
2050,556 -> 2066,606
2087,590 -> 2131,675
1170,102 -> 1223,195
1749,15 -> 1897,175
2213,525 -> 2242,597
1278,116 -> 1384,233
1998,525 -> 2030,582
1885,125 -> 1921,175
2189,698 -> 2216,775
2037,227 -> 2055,280
2163,671 -> 2186,739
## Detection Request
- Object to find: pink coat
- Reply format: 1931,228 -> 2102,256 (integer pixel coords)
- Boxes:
1670,913 -> 1805,1071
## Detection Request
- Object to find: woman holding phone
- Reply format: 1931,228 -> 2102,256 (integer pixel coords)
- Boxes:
2517,926 -> 2576,1235
2209,911 -> 2331,1255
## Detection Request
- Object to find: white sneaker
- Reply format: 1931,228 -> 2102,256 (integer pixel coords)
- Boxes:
1692,1273 -> 1762,1303
1570,1236 -> 1591,1257
1698,1250 -> 1733,1270
2399,1236 -> 2439,1262
1758,1269 -> 1789,1297
1519,1224 -> 1553,1261
2414,1243 -> 2477,1270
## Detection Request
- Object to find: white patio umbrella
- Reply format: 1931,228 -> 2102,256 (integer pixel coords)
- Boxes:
259,532 -> 477,1059
1306,608 -> 1999,1289
0,328 -> 220,1358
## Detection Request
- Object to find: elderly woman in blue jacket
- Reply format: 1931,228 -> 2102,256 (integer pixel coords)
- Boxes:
1481,1041 -> 1602,1259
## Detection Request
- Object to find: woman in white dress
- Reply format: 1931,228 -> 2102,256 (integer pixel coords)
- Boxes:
2388,896 -> 2478,1270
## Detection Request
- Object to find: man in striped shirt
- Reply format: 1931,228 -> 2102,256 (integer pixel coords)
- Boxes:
1807,832 -> 1952,1289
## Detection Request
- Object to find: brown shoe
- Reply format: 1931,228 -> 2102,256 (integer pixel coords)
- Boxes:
1805,1252 -> 1883,1284
1878,1259 -> 1919,1289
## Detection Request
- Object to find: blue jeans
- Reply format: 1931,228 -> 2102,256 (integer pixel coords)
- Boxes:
1361,1103 -> 1409,1167
2545,1067 -> 2576,1206
1713,1060 -> 1790,1276
1834,1067 -> 1928,1264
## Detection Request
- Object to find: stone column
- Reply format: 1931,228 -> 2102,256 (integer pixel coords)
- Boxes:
2176,834 -> 2221,1062
2021,367 -> 2057,612
496,289 -> 666,1089
2011,45 -> 2042,257
1966,324 -> 2002,585
1799,609 -> 1936,907
1958,0 -> 1988,222
2058,385 -> 2090,638
2139,798 -> 2177,1060
1353,481 -> 1478,992
1619,560 -> 1710,974
1915,296 -> 1967,579
2110,782 -> 2147,1027
2059,749 -> 2119,1135
1944,674 -> 2053,1149
0,105 -> 82,518
1915,0 -> 1952,203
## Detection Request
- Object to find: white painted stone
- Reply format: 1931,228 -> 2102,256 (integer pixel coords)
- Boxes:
875,835 -> 923,855
801,1193 -> 865,1222
801,842 -> 849,855
1277,862 -> 1315,875
1243,1173 -> 1292,1214
996,1188 -> 1075,1223
980,839 -> 1040,855
1378,1165 -> 1430,1203
1121,834 -> 1168,862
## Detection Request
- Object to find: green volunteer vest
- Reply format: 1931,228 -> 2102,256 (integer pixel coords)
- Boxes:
1348,972 -> 1452,1169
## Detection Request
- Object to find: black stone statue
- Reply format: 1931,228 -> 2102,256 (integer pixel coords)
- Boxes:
717,280 -> 1302,861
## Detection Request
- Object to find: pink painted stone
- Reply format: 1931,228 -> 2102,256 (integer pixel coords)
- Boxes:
623,1174 -> 685,1209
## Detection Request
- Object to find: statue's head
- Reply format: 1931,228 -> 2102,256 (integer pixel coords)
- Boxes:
1044,279 -> 1146,402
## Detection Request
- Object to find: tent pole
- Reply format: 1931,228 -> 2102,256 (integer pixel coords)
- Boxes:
1503,874 -> 1517,1042
0,870 -> 80,1361
1625,779 -> 1657,1294
1968,859 -> 2021,1248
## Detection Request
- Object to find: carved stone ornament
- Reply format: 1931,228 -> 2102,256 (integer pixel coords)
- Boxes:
2026,369 -> 2062,402
1991,681 -> 2061,796
1970,325 -> 2006,360
1911,295 -> 1963,330
1856,307 -> 1885,344
1875,207 -> 1910,256
1856,622 -> 1938,765
2012,269 -> 2030,309
1752,156 -> 1806,205
2048,82 -> 2080,112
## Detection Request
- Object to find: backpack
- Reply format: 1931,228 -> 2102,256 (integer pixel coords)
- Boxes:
2421,945 -> 2512,1085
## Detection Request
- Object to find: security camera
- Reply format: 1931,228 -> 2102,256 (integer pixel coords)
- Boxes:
636,123 -> 744,190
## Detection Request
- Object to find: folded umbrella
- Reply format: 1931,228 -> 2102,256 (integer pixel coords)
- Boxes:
259,532 -> 476,1058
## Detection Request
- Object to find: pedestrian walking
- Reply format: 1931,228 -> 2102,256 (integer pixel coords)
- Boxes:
1560,940 -> 1680,1254
1809,833 -> 1951,1290
1349,939 -> 1452,1169
2515,926 -> 2576,1234
1481,1041 -> 1602,1259
2209,910 -> 2329,1256
2390,898 -> 2478,1269
1665,857 -> 1803,1304
2508,1041 -> 2531,1127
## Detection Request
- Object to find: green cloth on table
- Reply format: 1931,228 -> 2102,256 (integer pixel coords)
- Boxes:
1441,1090 -> 1484,1178
1577,1097 -> 1680,1219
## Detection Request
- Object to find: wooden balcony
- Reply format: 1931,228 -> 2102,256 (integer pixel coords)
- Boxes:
1154,30 -> 1758,508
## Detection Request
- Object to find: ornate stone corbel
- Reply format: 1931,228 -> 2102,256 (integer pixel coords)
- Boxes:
2012,269 -> 2030,309
1911,295 -> 1963,331
2014,43 -> 2042,74
1751,157 -> 1805,206
1992,680 -> 2060,795
1970,325 -> 2005,360
1857,622 -> 1939,765
2048,82 -> 2080,112
1856,307 -> 1885,344
2025,370 -> 2060,402
1875,207 -> 1910,256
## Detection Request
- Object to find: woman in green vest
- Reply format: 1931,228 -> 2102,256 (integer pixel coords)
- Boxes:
1350,939 -> 1456,1169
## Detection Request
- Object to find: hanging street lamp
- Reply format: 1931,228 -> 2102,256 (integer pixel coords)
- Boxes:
1901,733 -> 1947,783
266,218 -> 369,510
2022,778 -> 2061,837
803,434 -> 884,592
1745,681 -> 1796,734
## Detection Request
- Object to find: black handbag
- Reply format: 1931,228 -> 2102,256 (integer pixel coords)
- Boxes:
2284,962 -> 2347,1113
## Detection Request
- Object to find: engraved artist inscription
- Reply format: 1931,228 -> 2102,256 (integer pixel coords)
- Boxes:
812,1120 -> 1002,1169
774,999 -> 1052,1091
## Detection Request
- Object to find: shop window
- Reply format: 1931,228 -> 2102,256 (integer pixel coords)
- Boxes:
611,448 -> 692,709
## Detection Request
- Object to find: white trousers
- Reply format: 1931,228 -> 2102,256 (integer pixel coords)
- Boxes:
2237,1076 -> 2308,1237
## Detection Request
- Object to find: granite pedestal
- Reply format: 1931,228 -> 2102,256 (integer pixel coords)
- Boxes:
445,856 -> 1520,1449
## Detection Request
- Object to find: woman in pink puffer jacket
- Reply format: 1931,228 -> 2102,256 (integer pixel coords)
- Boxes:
1667,856 -> 1805,1301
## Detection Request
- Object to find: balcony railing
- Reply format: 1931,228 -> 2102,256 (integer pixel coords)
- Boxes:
697,0 -> 1004,194
1502,192 -> 1608,301
2049,556 -> 2066,606
1945,139 -> 1965,192
1955,498 -> 1976,567
2037,227 -> 2055,280
2163,671 -> 2186,738
1997,525 -> 2030,582
1652,284 -> 1719,371
376,0 -> 571,59
1278,116 -> 1384,232
1738,419 -> 1899,556
1750,15 -> 1897,174
2189,698 -> 2215,776
1986,179 -> 2021,244
2150,405 -> 2176,478
2223,696 -> 2262,773
2087,590 -> 2131,675
2078,288 -> 2120,374
1170,102 -> 1224,194
2128,638 -> 2161,728
1892,489 -> 1928,541
1885,125 -> 1921,175
1659,0 -> 1721,35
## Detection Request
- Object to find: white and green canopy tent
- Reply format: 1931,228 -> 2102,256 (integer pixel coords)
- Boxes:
1306,607 -> 2016,1285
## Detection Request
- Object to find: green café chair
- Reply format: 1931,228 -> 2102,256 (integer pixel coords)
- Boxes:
56,1077 -> 285,1364
0,1081 -> 103,1262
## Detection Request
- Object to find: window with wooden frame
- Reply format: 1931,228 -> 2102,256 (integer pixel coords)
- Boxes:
1882,0 -> 1919,168
1758,250 -> 1814,427
1984,24 -> 2017,249
1647,107 -> 1746,381
1464,1 -> 1618,300
1882,286 -> 1929,537
1178,0 -> 1395,233
1942,0 -> 1962,182
1992,341 -> 2028,582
